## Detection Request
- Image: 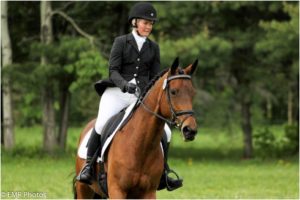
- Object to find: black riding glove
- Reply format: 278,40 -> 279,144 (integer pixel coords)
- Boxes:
125,82 -> 137,94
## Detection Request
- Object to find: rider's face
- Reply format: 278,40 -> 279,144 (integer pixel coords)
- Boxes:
136,19 -> 153,37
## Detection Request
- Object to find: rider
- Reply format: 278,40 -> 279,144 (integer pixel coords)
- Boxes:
77,2 -> 182,191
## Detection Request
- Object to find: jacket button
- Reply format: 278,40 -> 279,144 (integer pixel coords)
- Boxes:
137,58 -> 140,61
134,74 -> 137,77
136,66 -> 139,69
137,81 -> 140,84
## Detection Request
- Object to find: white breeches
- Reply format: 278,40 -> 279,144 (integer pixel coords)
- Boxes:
94,82 -> 172,142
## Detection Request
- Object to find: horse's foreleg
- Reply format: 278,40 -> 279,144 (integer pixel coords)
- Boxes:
141,191 -> 156,199
75,181 -> 94,199
108,185 -> 127,199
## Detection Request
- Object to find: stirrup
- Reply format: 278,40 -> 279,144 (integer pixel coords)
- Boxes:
165,169 -> 183,191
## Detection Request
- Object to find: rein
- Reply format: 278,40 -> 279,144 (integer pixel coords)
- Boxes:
137,74 -> 194,129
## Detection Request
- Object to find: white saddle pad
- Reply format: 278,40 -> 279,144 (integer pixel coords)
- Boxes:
77,102 -> 137,162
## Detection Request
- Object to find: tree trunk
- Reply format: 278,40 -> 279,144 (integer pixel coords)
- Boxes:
287,89 -> 293,125
58,91 -> 70,149
266,97 -> 272,121
1,1 -> 14,150
118,4 -> 128,36
241,99 -> 253,158
41,1 -> 57,153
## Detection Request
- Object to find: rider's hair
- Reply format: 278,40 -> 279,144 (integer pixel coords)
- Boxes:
131,18 -> 137,28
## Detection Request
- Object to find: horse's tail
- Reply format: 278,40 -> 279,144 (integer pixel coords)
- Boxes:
72,175 -> 77,199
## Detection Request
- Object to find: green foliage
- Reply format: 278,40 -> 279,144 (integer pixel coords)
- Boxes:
254,2 -> 299,124
154,2 -> 207,39
159,31 -> 233,126
254,125 -> 299,158
7,35 -> 107,126
255,2 -> 299,85
283,124 -> 299,154
5,2 -> 299,149
69,89 -> 99,126
18,92 -> 43,126
67,48 -> 108,92
159,32 -> 232,69
29,36 -> 107,88
253,128 -> 277,158
256,3 -> 299,65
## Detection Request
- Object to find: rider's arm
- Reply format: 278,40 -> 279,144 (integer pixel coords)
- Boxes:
109,36 -> 128,92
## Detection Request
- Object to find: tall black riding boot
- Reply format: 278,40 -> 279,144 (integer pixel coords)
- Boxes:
76,128 -> 101,185
158,142 -> 183,191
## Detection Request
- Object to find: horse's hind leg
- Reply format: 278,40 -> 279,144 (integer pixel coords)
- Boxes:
75,181 -> 95,199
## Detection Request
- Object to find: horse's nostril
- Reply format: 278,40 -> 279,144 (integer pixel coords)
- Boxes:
182,126 -> 190,134
182,126 -> 197,142
183,126 -> 197,134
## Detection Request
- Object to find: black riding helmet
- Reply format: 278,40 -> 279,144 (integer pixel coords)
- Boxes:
128,2 -> 158,25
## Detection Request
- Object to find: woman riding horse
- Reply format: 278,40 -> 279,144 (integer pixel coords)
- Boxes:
76,2 -> 182,190
75,58 -> 198,198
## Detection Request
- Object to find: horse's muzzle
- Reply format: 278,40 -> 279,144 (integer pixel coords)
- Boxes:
181,126 -> 197,141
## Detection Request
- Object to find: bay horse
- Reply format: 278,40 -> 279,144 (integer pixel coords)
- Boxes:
74,58 -> 198,199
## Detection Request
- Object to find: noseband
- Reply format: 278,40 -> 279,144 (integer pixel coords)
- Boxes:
138,74 -> 195,129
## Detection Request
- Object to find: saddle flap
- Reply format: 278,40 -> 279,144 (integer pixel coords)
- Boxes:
77,103 -> 135,162
100,110 -> 126,150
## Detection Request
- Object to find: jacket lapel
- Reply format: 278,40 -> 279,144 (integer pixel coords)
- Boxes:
140,39 -> 150,55
127,33 -> 139,53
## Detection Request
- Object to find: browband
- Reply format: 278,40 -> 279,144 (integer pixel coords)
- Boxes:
167,75 -> 191,82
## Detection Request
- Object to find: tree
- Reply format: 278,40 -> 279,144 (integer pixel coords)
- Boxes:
156,1 -> 296,158
1,1 -> 14,150
38,1 -> 107,151
255,2 -> 299,125
40,1 -> 57,153
1,1 -> 110,152
5,1 -> 298,158
209,1 -> 294,158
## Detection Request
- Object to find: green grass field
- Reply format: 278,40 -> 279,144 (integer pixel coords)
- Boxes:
1,126 -> 299,199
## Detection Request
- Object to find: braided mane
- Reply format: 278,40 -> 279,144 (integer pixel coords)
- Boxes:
119,68 -> 169,128
139,68 -> 169,101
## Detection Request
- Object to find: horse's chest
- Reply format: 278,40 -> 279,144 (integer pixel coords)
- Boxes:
109,142 -> 164,192
128,172 -> 157,191
133,173 -> 150,186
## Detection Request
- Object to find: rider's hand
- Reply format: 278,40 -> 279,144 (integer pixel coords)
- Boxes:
125,82 -> 137,94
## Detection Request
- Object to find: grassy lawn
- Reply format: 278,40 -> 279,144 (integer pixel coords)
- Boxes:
1,126 -> 299,199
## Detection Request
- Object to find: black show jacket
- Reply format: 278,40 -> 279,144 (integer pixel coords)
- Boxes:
95,33 -> 160,96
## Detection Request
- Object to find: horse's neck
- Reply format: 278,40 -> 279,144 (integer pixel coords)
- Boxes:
129,78 -> 166,154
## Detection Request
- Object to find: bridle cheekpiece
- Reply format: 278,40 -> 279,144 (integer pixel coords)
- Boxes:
139,74 -> 195,129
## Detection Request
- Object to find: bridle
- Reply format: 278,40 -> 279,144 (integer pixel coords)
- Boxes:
137,74 -> 195,129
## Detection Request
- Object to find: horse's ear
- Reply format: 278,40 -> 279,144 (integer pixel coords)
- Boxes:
170,57 -> 179,75
185,59 -> 198,75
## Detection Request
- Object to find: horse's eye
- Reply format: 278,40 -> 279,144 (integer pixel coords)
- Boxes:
170,89 -> 177,96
